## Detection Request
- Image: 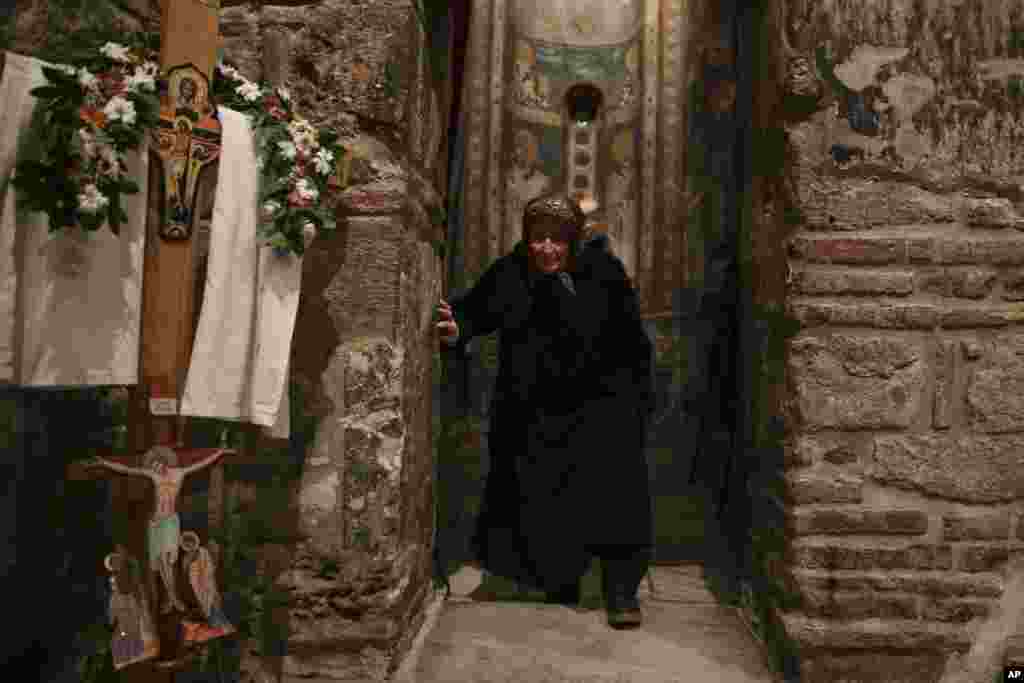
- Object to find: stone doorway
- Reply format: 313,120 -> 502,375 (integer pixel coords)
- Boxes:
433,0 -> 751,603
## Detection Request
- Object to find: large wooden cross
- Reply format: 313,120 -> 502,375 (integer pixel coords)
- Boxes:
66,1 -> 235,679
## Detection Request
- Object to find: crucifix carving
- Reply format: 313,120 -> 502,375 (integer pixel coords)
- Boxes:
85,446 -> 233,616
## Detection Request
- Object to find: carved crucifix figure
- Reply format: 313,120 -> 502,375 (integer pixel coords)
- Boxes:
86,446 -> 233,614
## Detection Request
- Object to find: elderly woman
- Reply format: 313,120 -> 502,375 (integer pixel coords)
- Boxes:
437,194 -> 654,628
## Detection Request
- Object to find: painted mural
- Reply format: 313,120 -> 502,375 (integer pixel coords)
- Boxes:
605,126 -> 638,276
512,0 -> 642,47
513,41 -> 554,109
505,127 -> 553,246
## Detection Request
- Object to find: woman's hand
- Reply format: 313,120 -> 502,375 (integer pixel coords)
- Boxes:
436,299 -> 459,345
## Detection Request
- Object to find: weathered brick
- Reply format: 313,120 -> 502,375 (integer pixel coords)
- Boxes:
791,433 -> 866,467
937,239 -> 1024,266
968,337 -> 1024,433
789,301 -> 942,329
889,185 -> 956,225
965,197 -> 1024,229
793,542 -> 953,571
916,268 -> 949,296
942,512 -> 1011,541
908,237 -> 936,263
791,509 -> 929,536
337,184 -> 407,215
788,334 -> 924,429
1006,634 -> 1024,668
828,178 -> 892,229
790,569 -> 1004,598
798,237 -> 905,265
940,306 -> 1011,328
1002,271 -> 1024,301
800,652 -> 948,683
949,268 -> 997,299
921,597 -> 996,623
933,340 -> 955,430
960,545 -> 1010,572
786,467 -> 863,504
801,589 -> 917,620
794,267 -> 914,296
871,433 -> 1024,503
782,613 -> 971,651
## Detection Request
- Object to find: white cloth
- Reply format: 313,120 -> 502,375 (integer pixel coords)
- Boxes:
180,106 -> 302,439
0,51 -> 148,387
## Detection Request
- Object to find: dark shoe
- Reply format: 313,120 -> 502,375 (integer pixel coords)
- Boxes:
606,595 -> 642,629
545,582 -> 581,606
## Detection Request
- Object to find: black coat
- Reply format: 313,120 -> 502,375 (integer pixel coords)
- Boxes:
449,235 -> 655,592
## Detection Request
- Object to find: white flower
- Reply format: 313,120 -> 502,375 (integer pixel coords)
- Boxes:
99,42 -> 132,63
77,68 -> 99,91
125,66 -> 156,93
277,86 -> 291,103
276,140 -> 297,161
78,129 -> 97,159
103,96 -> 137,126
236,81 -> 262,102
302,221 -> 317,248
314,148 -> 335,176
78,184 -> 109,213
262,201 -> 282,219
99,145 -> 122,179
294,177 -> 318,202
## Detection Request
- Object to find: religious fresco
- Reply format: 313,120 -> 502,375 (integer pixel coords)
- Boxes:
505,127 -> 553,243
534,43 -> 627,83
513,41 -> 553,109
106,550 -> 161,670
604,126 -> 638,276
512,0 -> 642,47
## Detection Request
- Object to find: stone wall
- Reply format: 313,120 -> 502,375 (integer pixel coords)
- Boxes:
219,2 -> 448,681
8,1 -> 450,680
777,0 -> 1024,680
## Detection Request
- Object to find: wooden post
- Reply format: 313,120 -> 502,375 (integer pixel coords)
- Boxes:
67,1 -> 231,680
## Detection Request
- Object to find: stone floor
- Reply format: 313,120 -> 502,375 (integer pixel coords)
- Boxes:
394,564 -> 777,683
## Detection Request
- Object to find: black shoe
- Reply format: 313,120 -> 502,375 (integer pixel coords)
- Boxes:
545,582 -> 581,606
605,594 -> 642,629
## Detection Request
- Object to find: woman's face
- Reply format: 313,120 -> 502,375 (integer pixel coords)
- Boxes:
528,221 -> 571,273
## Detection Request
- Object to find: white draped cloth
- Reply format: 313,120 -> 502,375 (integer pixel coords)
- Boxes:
0,51 -> 148,387
0,53 -> 301,439
180,106 -> 302,439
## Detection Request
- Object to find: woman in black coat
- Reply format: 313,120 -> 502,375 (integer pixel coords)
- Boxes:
437,194 -> 655,628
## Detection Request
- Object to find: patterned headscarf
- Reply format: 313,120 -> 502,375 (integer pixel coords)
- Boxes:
522,193 -> 585,244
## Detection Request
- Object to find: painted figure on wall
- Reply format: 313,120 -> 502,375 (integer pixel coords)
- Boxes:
514,41 -> 552,109
179,531 -> 235,645
618,45 -> 639,109
87,446 -> 231,615
106,550 -> 160,670
506,128 -> 552,250
606,127 -> 637,276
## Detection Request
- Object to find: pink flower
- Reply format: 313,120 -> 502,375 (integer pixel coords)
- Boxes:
287,190 -> 312,208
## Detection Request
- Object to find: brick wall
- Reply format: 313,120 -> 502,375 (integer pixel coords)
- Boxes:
777,0 -> 1024,680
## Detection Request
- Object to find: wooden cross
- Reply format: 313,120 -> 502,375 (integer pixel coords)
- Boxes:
66,0 -> 235,679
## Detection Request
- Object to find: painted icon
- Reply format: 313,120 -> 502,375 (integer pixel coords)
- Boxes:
106,550 -> 160,670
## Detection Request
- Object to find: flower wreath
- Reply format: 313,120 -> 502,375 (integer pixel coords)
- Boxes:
211,61 -> 344,257
12,36 -> 161,235
12,33 -> 347,258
